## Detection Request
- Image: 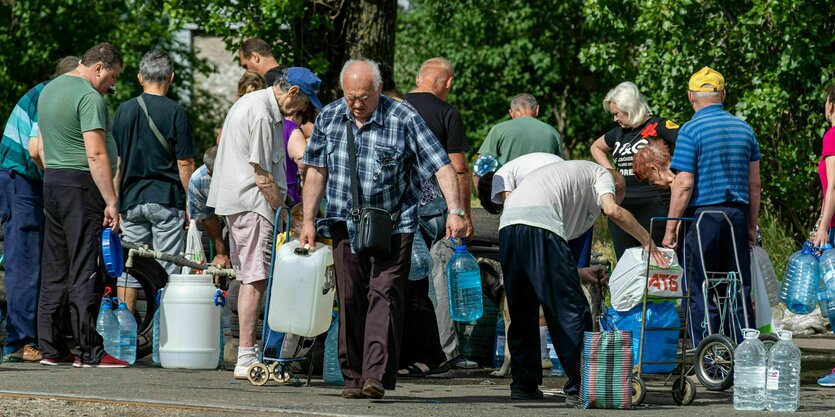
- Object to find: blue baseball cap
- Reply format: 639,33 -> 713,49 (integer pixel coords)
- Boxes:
287,67 -> 323,110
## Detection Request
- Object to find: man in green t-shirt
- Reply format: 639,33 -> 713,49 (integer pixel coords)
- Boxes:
36,42 -> 128,368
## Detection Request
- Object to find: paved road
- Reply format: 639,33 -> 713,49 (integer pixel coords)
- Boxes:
1,350 -> 834,416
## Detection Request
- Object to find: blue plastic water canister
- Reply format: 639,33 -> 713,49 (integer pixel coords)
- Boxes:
323,313 -> 344,385
546,332 -> 565,377
818,250 -> 835,330
493,315 -> 505,369
473,153 -> 500,176
734,329 -> 767,410
765,330 -> 801,412
446,242 -> 483,322
96,298 -> 120,358
408,236 -> 433,281
152,289 -> 162,365
115,302 -> 137,364
780,241 -> 820,314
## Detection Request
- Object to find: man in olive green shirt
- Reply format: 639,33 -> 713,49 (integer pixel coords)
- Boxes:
476,93 -> 563,165
36,42 -> 127,368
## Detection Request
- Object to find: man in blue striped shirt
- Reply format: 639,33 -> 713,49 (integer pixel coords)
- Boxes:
663,67 -> 761,347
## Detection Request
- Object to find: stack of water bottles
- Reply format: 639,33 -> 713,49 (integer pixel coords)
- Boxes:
733,329 -> 801,412
446,239 -> 483,322
780,241 -> 822,315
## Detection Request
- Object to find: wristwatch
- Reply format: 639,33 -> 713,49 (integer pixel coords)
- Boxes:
448,208 -> 466,217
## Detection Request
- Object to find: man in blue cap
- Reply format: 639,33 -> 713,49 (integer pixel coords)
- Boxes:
282,66 -> 322,204
207,67 -> 321,379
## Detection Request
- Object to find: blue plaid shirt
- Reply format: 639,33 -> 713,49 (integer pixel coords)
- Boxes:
303,95 -> 450,244
187,164 -> 213,220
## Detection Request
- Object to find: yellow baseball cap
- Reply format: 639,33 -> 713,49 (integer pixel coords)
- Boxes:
688,66 -> 724,92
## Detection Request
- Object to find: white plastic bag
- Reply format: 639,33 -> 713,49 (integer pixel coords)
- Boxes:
182,219 -> 206,274
608,247 -> 683,311
750,248 -> 774,332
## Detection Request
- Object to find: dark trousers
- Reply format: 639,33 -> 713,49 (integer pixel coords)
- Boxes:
567,227 -> 593,268
0,169 -> 44,354
499,224 -> 592,396
330,222 -> 412,390
38,169 -> 106,363
399,278 -> 447,368
682,205 -> 753,347
609,194 -> 669,260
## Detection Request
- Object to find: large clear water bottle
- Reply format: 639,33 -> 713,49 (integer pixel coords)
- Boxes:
409,237 -> 433,280
733,328 -> 767,410
323,313 -> 344,385
152,289 -> 162,365
96,297 -> 120,357
765,330 -> 801,412
752,246 -> 780,306
446,241 -> 483,322
493,315 -> 505,369
780,241 -> 820,314
546,333 -> 565,377
114,301 -> 137,364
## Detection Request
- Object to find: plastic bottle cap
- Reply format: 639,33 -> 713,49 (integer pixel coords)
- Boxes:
101,228 -> 124,278
777,329 -> 793,340
742,328 -> 760,339
454,245 -> 468,254
117,302 -> 128,310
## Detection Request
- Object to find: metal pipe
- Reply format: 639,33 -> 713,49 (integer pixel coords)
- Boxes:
122,239 -> 235,278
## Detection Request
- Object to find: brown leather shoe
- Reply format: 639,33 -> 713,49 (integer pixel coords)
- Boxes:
3,345 -> 43,362
341,388 -> 366,399
361,378 -> 385,399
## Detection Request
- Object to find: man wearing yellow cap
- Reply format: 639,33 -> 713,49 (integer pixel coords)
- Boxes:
661,66 -> 761,347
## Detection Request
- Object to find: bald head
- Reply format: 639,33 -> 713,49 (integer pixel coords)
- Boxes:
340,59 -> 383,123
414,57 -> 454,100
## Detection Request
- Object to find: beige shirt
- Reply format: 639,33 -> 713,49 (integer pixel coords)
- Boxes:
207,88 -> 286,224
499,160 -> 615,241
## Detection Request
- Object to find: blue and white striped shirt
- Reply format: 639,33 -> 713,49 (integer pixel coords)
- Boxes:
670,104 -> 760,207
303,95 -> 450,241
0,81 -> 47,181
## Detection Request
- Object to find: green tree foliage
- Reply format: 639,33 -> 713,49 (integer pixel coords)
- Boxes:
398,0 -> 834,244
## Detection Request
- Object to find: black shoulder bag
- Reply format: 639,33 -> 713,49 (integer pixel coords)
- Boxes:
136,95 -> 174,159
345,119 -> 398,257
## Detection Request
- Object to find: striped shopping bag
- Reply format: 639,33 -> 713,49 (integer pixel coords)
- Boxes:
580,325 -> 633,409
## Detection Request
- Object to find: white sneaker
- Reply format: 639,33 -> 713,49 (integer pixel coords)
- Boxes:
233,351 -> 258,380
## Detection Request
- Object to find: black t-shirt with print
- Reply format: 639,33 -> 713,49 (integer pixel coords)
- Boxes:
604,116 -> 678,198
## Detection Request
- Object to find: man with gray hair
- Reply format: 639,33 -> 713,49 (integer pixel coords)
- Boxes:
474,93 -> 563,189
300,59 -> 466,399
112,49 -> 196,311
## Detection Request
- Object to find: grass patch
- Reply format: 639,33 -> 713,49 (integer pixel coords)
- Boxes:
759,205 -> 800,278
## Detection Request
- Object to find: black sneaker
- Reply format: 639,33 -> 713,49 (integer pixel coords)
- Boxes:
510,387 -> 544,400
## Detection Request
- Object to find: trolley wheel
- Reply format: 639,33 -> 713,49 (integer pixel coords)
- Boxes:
695,334 -> 734,391
269,362 -> 292,383
631,376 -> 646,406
247,363 -> 270,386
758,332 -> 779,352
672,376 -> 697,406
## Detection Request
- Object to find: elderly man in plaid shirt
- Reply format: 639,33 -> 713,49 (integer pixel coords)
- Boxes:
186,145 -> 230,269
300,59 -> 466,400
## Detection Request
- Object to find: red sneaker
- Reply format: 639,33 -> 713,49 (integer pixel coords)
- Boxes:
73,353 -> 129,368
39,353 -> 76,366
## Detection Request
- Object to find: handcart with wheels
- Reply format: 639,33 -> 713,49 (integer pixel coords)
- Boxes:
245,206 -> 323,386
688,210 -> 778,392
631,216 -> 697,406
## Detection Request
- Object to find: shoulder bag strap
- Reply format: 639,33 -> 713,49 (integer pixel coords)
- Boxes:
136,95 -> 174,159
345,119 -> 361,220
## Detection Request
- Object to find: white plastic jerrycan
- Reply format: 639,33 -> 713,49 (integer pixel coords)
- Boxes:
268,239 -> 335,337
159,274 -> 222,369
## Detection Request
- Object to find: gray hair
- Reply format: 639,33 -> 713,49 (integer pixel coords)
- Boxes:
203,145 -> 218,174
139,49 -> 174,84
691,91 -> 723,102
339,59 -> 383,92
603,81 -> 653,127
510,93 -> 537,112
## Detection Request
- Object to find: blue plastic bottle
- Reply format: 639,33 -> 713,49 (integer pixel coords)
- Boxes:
493,315 -> 505,369
780,241 -> 820,314
409,237 -> 433,280
152,289 -> 162,365
446,241 -> 483,322
96,298 -> 120,358
323,313 -> 344,385
114,302 -> 137,364
546,333 -> 565,377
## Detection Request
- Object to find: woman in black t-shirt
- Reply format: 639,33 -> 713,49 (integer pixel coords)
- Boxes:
590,81 -> 679,260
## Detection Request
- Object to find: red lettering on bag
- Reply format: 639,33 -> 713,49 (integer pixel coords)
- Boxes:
649,273 -> 680,292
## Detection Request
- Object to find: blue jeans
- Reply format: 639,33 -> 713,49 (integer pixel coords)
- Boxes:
0,169 -> 44,354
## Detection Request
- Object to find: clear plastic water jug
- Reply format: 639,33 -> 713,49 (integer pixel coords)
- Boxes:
114,301 -> 137,364
96,297 -> 120,358
446,241 -> 483,322
268,240 -> 335,337
765,330 -> 801,412
818,253 -> 835,334
780,241 -> 820,314
493,315 -> 505,369
546,332 -> 565,377
734,329 -> 767,410
323,313 -> 344,385
152,289 -> 162,365
408,236 -> 433,281
752,246 -> 780,306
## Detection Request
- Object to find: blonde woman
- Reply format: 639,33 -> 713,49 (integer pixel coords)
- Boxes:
590,81 -> 679,259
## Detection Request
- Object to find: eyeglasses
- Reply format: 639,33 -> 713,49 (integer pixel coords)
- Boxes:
345,95 -> 371,104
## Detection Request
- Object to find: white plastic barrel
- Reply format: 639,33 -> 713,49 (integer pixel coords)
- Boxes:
268,240 -> 335,337
159,274 -> 220,369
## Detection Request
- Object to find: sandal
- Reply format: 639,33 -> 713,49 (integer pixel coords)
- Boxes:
398,362 -> 431,377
